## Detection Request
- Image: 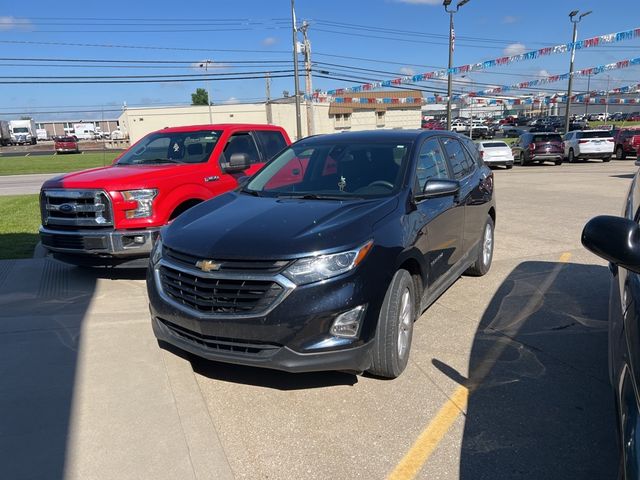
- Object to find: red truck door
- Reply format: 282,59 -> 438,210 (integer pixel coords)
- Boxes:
205,131 -> 266,195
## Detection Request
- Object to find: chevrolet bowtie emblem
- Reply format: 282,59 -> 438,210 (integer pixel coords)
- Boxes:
195,259 -> 222,272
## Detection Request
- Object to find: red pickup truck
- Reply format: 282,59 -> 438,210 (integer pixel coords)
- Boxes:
39,124 -> 291,266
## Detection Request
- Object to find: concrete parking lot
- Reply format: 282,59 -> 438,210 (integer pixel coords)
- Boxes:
0,160 -> 632,479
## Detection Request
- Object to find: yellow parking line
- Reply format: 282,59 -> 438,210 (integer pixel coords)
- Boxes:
387,251 -> 573,480
387,385 -> 468,480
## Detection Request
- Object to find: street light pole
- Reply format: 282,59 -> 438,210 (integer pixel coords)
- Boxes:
443,0 -> 470,131
291,0 -> 302,140
564,9 -> 591,134
584,71 -> 591,116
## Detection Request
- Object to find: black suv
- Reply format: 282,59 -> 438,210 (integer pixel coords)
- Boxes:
147,130 -> 496,378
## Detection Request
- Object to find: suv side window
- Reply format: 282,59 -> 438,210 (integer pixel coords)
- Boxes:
415,138 -> 450,191
222,132 -> 261,164
255,130 -> 287,161
459,136 -> 483,167
441,137 -> 476,180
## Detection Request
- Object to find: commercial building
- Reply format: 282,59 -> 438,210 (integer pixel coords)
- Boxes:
118,91 -> 423,143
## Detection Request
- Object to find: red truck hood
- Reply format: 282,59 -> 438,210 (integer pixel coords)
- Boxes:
42,164 -> 189,190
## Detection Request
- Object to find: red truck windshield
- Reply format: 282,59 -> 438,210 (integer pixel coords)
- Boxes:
116,130 -> 223,165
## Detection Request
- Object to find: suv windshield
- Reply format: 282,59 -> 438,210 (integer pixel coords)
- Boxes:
116,130 -> 222,165
246,141 -> 411,199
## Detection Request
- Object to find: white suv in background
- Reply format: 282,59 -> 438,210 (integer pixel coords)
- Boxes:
476,140 -> 514,169
563,130 -> 614,162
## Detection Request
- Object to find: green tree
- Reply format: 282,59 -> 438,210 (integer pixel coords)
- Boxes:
191,88 -> 210,106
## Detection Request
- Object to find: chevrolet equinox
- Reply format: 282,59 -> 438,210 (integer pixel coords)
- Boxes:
147,130 -> 496,378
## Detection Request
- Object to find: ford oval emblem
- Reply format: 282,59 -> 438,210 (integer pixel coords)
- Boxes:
59,203 -> 74,213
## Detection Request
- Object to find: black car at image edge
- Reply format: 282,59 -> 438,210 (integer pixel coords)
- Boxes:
147,130 -> 496,378
583,169 -> 640,479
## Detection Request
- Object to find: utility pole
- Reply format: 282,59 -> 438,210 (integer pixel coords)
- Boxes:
265,72 -> 273,125
291,0 -> 302,140
443,0 -> 470,131
199,60 -> 214,124
564,9 -> 591,134
300,20 -> 314,136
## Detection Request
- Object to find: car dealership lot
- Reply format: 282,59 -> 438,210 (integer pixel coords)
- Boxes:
0,160 -> 633,479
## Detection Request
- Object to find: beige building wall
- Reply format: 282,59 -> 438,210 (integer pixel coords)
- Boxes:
119,103 -> 422,144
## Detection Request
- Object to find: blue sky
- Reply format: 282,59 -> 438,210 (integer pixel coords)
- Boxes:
1,0 -> 639,120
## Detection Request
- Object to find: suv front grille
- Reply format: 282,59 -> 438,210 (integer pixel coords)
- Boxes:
41,189 -> 113,227
164,246 -> 291,273
159,264 -> 284,314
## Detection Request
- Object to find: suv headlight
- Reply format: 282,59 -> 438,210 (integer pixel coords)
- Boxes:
122,189 -> 158,218
283,240 -> 373,285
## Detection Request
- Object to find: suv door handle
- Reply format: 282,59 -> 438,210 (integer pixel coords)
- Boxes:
204,176 -> 219,182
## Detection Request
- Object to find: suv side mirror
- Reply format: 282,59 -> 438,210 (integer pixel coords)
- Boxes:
222,152 -> 251,173
582,215 -> 640,274
419,179 -> 460,199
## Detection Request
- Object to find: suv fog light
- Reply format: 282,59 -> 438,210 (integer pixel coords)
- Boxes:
330,305 -> 366,338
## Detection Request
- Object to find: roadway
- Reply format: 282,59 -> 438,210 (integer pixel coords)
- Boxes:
0,173 -> 61,195
1,159 -> 632,479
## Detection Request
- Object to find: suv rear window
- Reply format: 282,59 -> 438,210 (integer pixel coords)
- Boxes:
532,134 -> 562,143
580,131 -> 613,138
481,142 -> 508,148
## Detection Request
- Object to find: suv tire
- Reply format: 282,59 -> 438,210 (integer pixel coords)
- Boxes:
603,156 -> 611,162
616,146 -> 625,160
466,216 -> 494,277
368,269 -> 415,379
519,152 -> 527,166
554,158 -> 563,165
568,148 -> 575,163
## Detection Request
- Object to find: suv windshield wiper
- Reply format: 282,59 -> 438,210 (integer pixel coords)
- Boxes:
240,188 -> 262,197
276,193 -> 352,200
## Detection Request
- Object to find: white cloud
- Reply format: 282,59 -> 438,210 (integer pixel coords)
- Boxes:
502,15 -> 518,24
538,69 -> 551,78
222,97 -> 239,105
262,37 -> 277,47
0,16 -> 31,30
503,43 -> 526,56
400,67 -> 416,76
394,0 -> 441,4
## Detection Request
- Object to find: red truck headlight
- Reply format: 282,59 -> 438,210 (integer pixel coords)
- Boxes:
121,189 -> 158,219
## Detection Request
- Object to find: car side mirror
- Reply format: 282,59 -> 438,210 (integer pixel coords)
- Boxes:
582,215 -> 640,274
222,152 -> 251,173
419,179 -> 460,200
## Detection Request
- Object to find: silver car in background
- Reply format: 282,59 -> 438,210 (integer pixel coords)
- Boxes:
476,140 -> 514,169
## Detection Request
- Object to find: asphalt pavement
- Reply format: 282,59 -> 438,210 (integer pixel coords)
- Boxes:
0,173 -> 62,195
0,159 -> 634,479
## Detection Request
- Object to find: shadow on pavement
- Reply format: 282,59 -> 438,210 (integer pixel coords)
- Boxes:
0,258 -> 98,480
434,261 -> 618,479
611,173 -> 635,179
163,342 -> 358,390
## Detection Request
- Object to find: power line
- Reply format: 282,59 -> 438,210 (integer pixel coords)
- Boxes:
0,73 -> 293,85
0,40 -> 291,54
0,69 -> 292,79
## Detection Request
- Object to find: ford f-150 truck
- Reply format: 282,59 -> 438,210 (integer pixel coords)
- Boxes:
39,124 -> 291,266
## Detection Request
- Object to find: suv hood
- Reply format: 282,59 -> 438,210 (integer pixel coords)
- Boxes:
42,164 -> 191,190
164,192 -> 399,259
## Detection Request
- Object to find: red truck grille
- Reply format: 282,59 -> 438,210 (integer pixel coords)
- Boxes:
40,189 -> 113,227
159,264 -> 283,314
